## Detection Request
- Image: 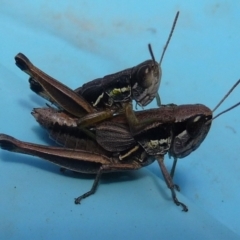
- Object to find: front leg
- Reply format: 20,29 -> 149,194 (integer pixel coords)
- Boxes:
155,93 -> 161,107
157,156 -> 188,212
124,102 -> 158,135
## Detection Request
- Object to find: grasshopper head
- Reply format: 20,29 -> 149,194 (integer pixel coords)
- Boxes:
169,79 -> 240,158
131,12 -> 179,108
169,104 -> 212,159
131,59 -> 161,107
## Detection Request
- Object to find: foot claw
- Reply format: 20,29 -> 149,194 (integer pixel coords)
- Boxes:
174,184 -> 180,191
173,197 -> 188,212
74,198 -> 82,204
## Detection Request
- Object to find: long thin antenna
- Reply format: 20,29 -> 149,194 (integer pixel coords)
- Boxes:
148,44 -> 156,63
206,79 -> 240,124
212,79 -> 240,113
159,11 -> 179,66
211,102 -> 240,121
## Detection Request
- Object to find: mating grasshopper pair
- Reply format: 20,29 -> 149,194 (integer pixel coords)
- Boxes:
1,80 -> 239,212
0,11 -> 239,212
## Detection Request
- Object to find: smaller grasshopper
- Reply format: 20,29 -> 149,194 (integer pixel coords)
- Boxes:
15,12 -> 179,128
0,79 -> 239,211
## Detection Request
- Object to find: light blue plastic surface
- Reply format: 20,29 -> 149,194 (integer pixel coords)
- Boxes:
1,1 -> 240,239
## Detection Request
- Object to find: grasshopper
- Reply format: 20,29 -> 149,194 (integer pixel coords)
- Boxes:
0,79 -> 239,211
14,12 -> 179,128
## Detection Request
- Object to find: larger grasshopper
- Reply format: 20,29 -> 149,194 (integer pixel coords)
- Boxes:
14,12 -> 179,129
0,78 -> 239,212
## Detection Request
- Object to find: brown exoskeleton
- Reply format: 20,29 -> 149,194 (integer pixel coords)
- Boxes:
14,12 -> 179,128
0,80 -> 239,211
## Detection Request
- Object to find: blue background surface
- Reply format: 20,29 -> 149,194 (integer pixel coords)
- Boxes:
1,1 -> 240,239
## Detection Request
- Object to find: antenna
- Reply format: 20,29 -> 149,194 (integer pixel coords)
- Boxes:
206,79 -> 240,123
159,11 -> 179,66
212,102 -> 240,121
147,11 -> 179,66
212,79 -> 240,113
148,44 -> 156,63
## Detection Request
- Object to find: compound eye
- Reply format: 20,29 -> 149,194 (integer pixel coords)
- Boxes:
186,115 -> 205,137
137,66 -> 154,88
